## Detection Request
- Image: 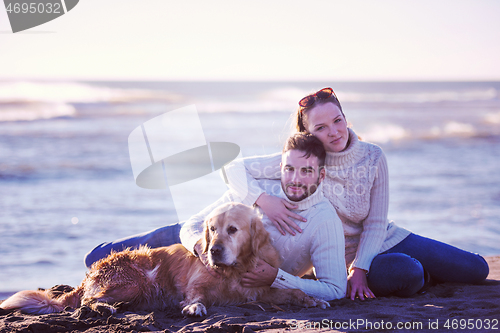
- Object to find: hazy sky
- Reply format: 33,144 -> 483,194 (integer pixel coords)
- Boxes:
1,0 -> 499,81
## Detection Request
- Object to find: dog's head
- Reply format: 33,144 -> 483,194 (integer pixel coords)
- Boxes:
201,202 -> 272,269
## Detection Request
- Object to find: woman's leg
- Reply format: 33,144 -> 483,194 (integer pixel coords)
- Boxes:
84,223 -> 183,269
385,233 -> 489,284
367,252 -> 425,297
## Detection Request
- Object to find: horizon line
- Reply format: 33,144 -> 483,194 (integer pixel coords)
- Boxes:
1,78 -> 500,83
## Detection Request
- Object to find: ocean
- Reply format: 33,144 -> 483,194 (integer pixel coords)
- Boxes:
1,80 -> 500,295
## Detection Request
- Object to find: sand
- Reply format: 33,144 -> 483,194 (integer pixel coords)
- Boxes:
1,256 -> 499,333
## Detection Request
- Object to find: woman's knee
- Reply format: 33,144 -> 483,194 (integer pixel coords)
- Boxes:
468,255 -> 489,283
368,253 -> 424,297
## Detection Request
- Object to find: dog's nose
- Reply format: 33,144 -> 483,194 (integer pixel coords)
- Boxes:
210,244 -> 223,258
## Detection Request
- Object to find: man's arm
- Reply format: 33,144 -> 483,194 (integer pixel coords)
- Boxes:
270,207 -> 347,301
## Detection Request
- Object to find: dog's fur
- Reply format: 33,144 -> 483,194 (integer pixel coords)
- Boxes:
1,203 -> 328,316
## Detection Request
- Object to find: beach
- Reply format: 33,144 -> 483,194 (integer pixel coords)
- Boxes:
0,256 -> 498,332
1,81 -> 499,331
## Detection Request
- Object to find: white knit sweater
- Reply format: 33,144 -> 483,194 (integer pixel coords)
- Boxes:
179,181 -> 347,300
223,128 -> 411,271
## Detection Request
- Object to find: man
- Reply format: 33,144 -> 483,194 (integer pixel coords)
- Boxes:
180,133 -> 346,300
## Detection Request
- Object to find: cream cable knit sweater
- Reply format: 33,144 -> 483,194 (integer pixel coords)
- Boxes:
224,128 -> 411,271
179,181 -> 347,300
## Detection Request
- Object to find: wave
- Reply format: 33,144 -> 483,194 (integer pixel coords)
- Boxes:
0,81 -> 183,121
198,86 -> 500,113
443,122 -> 475,136
1,81 -> 499,122
247,85 -> 500,105
1,81 -> 498,115
0,102 -> 76,121
484,112 -> 500,124
0,81 -> 180,104
360,124 -> 408,144
196,100 -> 294,113
340,88 -> 498,104
360,120 -> 500,144
260,87 -> 309,102
0,259 -> 56,268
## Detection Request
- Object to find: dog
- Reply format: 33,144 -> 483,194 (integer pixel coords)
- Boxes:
1,203 -> 329,316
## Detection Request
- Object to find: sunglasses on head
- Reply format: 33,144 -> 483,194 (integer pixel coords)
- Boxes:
298,87 -> 338,108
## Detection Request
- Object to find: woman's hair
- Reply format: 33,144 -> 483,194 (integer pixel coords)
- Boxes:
293,95 -> 344,133
283,132 -> 326,168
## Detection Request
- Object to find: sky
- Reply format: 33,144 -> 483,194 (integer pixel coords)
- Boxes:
0,0 -> 499,81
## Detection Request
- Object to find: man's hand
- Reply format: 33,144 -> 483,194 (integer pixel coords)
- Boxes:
240,259 -> 278,288
255,193 -> 306,236
347,267 -> 376,300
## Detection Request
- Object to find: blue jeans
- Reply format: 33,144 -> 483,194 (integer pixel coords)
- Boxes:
367,233 -> 489,297
84,223 -> 183,269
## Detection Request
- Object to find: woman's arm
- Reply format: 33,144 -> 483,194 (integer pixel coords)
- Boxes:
350,152 -> 389,271
347,152 -> 389,300
255,193 -> 305,235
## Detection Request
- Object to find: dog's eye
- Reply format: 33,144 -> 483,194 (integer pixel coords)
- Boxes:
210,226 -> 215,232
227,226 -> 237,235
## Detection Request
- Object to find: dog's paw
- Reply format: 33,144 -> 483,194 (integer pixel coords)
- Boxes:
72,305 -> 93,319
181,302 -> 207,317
315,298 -> 330,309
303,296 -> 330,309
73,303 -> 117,319
94,303 -> 117,317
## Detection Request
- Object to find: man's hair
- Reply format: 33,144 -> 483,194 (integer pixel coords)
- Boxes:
283,133 -> 326,168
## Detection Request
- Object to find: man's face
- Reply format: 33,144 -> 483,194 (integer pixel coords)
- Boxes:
280,149 -> 325,202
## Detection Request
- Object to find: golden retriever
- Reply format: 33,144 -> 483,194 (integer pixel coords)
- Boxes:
1,203 -> 328,316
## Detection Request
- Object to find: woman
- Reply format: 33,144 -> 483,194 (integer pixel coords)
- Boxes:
223,87 -> 489,299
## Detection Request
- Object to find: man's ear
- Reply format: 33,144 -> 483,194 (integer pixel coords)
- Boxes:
251,214 -> 268,256
318,166 -> 326,183
202,219 -> 211,254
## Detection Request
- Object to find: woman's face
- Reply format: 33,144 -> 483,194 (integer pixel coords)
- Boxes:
304,102 -> 349,152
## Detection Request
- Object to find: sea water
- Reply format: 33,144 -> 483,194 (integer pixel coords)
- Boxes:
1,81 -> 499,294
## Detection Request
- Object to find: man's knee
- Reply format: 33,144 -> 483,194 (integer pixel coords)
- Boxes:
84,242 -> 111,269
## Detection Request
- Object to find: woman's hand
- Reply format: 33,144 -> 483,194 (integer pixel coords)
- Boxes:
347,267 -> 376,300
255,193 -> 306,236
241,259 -> 278,288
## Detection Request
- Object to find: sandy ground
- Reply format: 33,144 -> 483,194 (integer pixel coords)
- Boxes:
1,256 -> 499,333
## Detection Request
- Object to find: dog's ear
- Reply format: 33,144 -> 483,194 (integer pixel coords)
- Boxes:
201,219 -> 211,254
250,214 -> 269,256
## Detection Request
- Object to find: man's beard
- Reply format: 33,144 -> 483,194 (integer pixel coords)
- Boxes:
282,178 -> 320,202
